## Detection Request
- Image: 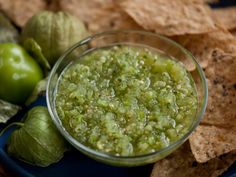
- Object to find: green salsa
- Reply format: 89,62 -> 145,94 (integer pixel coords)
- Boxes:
55,45 -> 197,156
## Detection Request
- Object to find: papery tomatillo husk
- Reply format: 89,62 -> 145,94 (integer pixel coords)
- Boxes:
0,12 -> 18,43
7,106 -> 69,167
24,38 -> 51,72
21,11 -> 88,65
25,78 -> 47,106
0,99 -> 21,123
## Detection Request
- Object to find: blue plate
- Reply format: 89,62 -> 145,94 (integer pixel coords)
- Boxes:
0,96 -> 236,177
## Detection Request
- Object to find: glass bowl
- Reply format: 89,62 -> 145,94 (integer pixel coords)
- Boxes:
46,30 -> 208,166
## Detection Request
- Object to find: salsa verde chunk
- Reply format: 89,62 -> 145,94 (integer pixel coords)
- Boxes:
55,45 -> 197,156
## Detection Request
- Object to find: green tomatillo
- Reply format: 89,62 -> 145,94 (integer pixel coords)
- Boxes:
0,106 -> 69,167
21,11 -> 88,65
0,43 -> 43,105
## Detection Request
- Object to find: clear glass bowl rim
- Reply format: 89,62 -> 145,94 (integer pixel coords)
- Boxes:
46,30 -> 208,161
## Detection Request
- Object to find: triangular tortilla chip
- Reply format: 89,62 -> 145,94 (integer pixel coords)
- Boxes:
212,7 -> 236,31
190,125 -> 236,163
189,48 -> 236,163
87,5 -> 142,34
120,0 -> 217,36
203,49 -> 236,124
231,30 -> 236,37
59,0 -> 114,24
173,30 -> 236,68
203,0 -> 219,3
151,141 -> 236,177
59,0 -> 142,34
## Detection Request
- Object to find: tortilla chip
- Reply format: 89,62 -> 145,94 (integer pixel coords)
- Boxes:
173,30 -> 236,68
204,0 -> 219,3
87,5 -> 142,34
59,0 -> 114,24
151,141 -> 236,177
0,0 -> 46,27
0,164 -> 15,177
231,30 -> 236,37
190,125 -> 236,163
188,48 -> 236,162
212,7 -> 236,30
120,0 -> 217,36
59,0 -> 142,34
46,0 -> 60,11
0,166 -> 4,176
174,31 -> 236,162
199,48 -> 236,126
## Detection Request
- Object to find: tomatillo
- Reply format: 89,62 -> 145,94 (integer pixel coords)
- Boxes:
0,43 -> 43,105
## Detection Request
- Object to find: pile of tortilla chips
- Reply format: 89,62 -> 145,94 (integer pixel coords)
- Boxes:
1,0 -> 235,176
